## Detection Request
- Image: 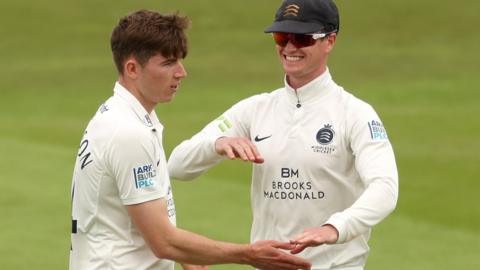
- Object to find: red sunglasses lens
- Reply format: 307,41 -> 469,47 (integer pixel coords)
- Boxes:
273,32 -> 289,47
293,34 -> 316,48
272,33 -> 316,48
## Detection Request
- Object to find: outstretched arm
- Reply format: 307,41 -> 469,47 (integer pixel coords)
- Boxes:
168,96 -> 263,180
128,199 -> 311,270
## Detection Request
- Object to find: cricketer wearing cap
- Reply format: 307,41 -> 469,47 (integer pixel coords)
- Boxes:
168,1 -> 398,269
69,10 -> 312,270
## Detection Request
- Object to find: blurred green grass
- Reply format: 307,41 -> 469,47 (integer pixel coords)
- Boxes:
0,0 -> 479,269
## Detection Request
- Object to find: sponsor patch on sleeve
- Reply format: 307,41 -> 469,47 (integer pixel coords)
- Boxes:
133,164 -> 157,189
215,115 -> 233,133
368,120 -> 389,140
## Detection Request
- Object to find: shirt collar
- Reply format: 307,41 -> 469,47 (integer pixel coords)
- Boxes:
113,82 -> 161,128
283,68 -> 335,106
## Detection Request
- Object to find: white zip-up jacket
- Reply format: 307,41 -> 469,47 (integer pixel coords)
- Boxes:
168,70 -> 398,269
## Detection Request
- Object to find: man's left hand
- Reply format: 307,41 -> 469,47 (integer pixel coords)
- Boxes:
289,225 -> 339,254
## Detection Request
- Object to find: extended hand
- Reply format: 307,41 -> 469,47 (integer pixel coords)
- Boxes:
180,264 -> 209,270
289,225 -> 339,254
247,240 -> 311,270
215,137 -> 264,163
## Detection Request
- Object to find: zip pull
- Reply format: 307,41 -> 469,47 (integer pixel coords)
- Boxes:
294,90 -> 302,108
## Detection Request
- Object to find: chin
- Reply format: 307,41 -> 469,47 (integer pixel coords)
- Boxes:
158,98 -> 172,103
159,95 -> 175,103
284,68 -> 303,78
282,63 -> 302,73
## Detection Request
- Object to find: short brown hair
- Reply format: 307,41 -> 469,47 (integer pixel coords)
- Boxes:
110,10 -> 190,74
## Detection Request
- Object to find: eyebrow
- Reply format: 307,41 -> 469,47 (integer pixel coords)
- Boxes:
161,58 -> 177,65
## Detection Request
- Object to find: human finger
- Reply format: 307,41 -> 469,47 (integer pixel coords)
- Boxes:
230,142 -> 250,161
238,140 -> 258,161
248,141 -> 264,163
253,157 -> 264,164
262,261 -> 309,270
289,232 -> 311,244
278,253 -> 312,270
289,243 -> 309,255
232,137 -> 263,163
268,240 -> 296,250
222,144 -> 236,159
181,264 -> 209,270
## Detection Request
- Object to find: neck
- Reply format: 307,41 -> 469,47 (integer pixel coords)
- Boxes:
118,76 -> 155,113
287,66 -> 327,90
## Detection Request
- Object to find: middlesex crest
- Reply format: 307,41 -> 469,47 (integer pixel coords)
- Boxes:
312,124 -> 336,154
316,124 -> 334,145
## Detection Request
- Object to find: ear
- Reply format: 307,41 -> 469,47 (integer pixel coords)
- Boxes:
123,57 -> 140,80
325,33 -> 337,53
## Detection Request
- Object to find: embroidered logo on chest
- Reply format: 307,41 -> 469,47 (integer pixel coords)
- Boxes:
311,124 -> 336,154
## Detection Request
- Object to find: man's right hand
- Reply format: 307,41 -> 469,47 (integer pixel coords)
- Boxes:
215,137 -> 264,163
246,240 -> 311,270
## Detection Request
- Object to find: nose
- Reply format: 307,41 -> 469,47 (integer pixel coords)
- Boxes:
280,40 -> 298,52
174,61 -> 187,79
284,40 -> 298,51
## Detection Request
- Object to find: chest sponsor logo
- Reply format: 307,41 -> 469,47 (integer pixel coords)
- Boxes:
263,168 -> 325,201
312,124 -> 336,154
133,164 -> 157,189
368,120 -> 388,140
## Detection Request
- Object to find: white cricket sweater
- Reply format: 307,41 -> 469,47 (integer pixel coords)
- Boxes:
168,70 -> 398,269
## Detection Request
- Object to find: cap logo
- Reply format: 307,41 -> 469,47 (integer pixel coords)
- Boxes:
283,4 -> 300,17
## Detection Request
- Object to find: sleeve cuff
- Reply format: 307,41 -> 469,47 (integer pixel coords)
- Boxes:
122,192 -> 165,205
324,212 -> 349,244
208,135 -> 226,157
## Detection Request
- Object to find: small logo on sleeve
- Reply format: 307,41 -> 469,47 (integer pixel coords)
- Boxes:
133,165 -> 157,189
216,115 -> 233,133
368,120 -> 389,140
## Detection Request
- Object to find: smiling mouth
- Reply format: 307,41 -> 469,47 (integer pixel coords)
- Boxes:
284,55 -> 304,62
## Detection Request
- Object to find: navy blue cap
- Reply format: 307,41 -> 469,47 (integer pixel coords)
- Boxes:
265,0 -> 340,34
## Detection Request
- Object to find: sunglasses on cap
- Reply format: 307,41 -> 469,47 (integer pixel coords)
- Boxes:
272,31 -> 335,48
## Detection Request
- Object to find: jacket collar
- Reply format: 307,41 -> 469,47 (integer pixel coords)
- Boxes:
113,82 -> 161,128
283,68 -> 335,106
